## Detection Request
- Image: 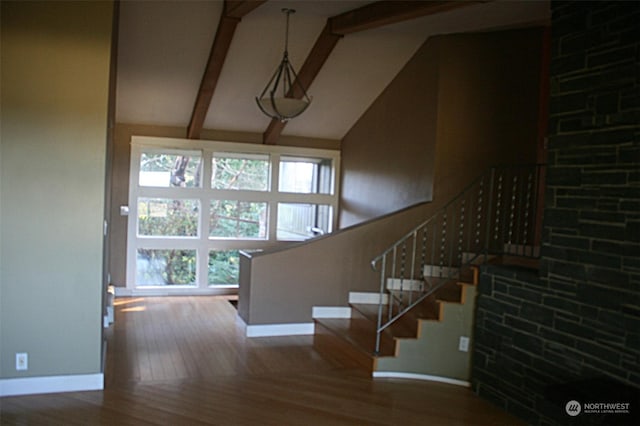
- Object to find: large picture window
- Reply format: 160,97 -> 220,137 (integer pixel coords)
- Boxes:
126,137 -> 340,294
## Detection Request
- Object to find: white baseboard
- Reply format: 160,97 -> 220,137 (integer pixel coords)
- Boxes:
312,306 -> 352,319
372,371 -> 470,387
246,322 -> 315,337
0,373 -> 104,397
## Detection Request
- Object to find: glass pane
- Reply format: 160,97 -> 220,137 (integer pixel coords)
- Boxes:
279,157 -> 332,194
136,249 -> 196,286
212,154 -> 269,191
138,198 -> 199,237
208,250 -> 240,286
277,203 -> 332,240
139,151 -> 201,188
210,200 -> 267,239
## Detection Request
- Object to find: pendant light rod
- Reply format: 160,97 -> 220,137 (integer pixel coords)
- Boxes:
283,8 -> 294,54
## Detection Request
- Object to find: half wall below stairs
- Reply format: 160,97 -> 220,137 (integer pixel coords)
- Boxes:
375,285 -> 477,384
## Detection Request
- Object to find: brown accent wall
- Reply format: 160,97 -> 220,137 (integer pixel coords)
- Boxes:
433,30 -> 542,199
340,28 -> 543,228
339,36 -> 439,227
244,27 -> 545,325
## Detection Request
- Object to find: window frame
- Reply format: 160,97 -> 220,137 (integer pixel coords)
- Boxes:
126,136 -> 340,294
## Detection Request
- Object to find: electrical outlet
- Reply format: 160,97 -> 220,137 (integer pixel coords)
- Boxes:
16,352 -> 28,371
458,336 -> 470,352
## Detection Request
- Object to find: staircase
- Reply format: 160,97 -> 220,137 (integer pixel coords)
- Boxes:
313,262 -> 479,374
313,165 -> 544,381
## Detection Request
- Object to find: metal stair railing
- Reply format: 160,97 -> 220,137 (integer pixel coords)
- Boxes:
370,164 -> 545,354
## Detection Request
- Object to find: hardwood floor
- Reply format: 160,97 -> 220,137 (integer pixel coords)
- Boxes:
1,296 -> 524,425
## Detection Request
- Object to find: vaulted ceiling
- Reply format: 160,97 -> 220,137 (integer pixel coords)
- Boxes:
115,0 -> 550,144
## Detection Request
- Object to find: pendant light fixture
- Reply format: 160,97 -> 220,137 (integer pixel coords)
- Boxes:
256,8 -> 311,122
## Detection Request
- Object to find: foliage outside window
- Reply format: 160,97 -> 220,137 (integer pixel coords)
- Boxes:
136,249 -> 196,286
139,152 -> 201,188
208,250 -> 240,285
138,198 -> 199,237
210,200 -> 267,239
212,154 -> 269,191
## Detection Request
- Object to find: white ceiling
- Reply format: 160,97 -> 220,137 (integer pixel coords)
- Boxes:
116,0 -> 550,141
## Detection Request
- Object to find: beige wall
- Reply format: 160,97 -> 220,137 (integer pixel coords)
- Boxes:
1,1 -> 113,379
243,27 -> 544,325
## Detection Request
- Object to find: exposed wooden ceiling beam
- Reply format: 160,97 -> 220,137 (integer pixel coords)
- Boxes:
225,0 -> 266,18
262,0 -> 483,145
329,0 -> 486,35
187,0 -> 266,140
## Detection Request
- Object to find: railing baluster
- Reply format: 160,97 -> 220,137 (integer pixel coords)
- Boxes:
430,214 -> 437,277
448,206 -> 456,275
494,172 -> 503,251
375,254 -> 386,354
409,232 -> 417,306
390,246 -> 397,322
476,177 -> 484,254
420,226 -> 427,288
458,199 -> 465,265
440,212 -> 447,277
522,171 -> 533,255
485,168 -> 496,258
508,174 -> 518,251
468,193 -> 473,256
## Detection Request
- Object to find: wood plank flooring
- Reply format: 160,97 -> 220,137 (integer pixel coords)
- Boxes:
0,296 -> 524,425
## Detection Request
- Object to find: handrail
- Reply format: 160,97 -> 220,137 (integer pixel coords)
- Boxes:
371,164 -> 545,354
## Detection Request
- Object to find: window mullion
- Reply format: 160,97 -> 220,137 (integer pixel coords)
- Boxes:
269,153 -> 281,241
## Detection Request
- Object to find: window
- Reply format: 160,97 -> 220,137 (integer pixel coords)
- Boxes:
208,250 -> 240,285
127,137 -> 340,293
212,153 -> 269,191
277,203 -> 332,240
279,156 -> 333,194
209,200 -> 267,239
136,249 -> 196,286
138,198 -> 199,237
139,151 -> 201,188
